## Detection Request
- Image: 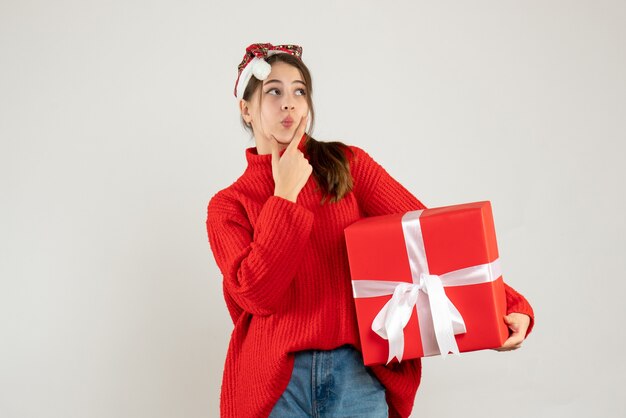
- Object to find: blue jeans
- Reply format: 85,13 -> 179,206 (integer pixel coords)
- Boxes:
268,345 -> 388,418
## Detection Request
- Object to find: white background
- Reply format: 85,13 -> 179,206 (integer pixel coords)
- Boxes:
1,1 -> 625,417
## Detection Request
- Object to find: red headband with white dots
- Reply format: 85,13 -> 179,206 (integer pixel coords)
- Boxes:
234,43 -> 303,99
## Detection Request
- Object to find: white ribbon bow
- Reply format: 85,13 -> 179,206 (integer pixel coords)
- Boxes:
351,210 -> 502,364
371,273 -> 466,364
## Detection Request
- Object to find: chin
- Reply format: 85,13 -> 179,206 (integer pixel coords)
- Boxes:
274,136 -> 292,144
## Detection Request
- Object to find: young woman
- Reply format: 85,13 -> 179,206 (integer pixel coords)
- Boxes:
206,43 -> 534,418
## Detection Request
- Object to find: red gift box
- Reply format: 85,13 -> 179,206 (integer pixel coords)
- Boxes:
344,201 -> 509,366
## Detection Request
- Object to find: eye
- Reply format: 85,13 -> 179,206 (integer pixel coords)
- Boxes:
265,88 -> 280,96
295,88 -> 307,96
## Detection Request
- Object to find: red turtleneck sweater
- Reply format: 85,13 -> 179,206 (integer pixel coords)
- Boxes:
206,135 -> 534,418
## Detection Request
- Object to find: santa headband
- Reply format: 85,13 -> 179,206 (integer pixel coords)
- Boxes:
234,43 -> 303,100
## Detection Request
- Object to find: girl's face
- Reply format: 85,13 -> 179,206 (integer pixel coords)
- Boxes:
241,61 -> 309,151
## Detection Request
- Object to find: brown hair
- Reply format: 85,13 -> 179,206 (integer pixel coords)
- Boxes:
240,53 -> 354,205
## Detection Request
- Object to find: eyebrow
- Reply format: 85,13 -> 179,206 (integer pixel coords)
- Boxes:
263,79 -> 306,86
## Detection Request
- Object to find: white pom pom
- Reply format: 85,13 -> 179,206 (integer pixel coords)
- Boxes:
252,59 -> 271,80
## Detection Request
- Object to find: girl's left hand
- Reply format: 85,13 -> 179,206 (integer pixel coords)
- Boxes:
493,313 -> 531,352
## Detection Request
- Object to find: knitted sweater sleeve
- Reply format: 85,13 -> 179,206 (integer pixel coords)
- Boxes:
349,145 -> 427,215
349,145 -> 535,334
503,281 -> 535,335
206,193 -> 314,317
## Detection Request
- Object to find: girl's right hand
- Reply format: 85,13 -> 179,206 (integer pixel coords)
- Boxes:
270,116 -> 312,203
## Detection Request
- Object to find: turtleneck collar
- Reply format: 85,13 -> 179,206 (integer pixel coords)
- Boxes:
245,133 -> 309,170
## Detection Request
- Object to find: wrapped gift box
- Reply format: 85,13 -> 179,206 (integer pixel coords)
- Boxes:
344,201 -> 509,366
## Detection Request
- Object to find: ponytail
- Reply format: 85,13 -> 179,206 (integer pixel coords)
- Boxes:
304,136 -> 354,205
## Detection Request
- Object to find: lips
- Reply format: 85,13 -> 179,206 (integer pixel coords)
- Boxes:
281,116 -> 293,128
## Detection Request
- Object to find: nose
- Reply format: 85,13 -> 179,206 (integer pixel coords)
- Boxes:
281,96 -> 295,111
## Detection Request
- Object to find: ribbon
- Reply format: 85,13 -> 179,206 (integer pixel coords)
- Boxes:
351,210 -> 502,364
234,43 -> 303,99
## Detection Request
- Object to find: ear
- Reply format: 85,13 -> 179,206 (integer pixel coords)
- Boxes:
239,99 -> 252,125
